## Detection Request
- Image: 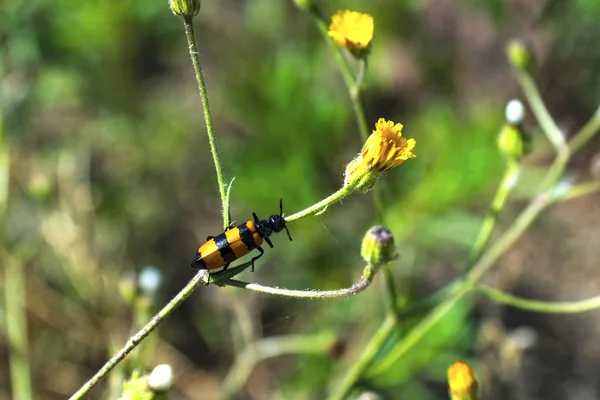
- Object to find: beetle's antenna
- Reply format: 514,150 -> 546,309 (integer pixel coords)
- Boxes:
279,198 -> 283,216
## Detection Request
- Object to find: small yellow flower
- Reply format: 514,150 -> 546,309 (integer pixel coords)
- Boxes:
344,118 -> 416,191
447,361 -> 479,400
328,10 -> 374,55
363,118 -> 416,172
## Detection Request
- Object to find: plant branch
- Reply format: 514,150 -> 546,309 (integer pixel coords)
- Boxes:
68,270 -> 210,400
222,332 -> 336,400
476,284 -> 600,313
466,159 -> 521,268
183,16 -> 229,228
285,186 -> 354,222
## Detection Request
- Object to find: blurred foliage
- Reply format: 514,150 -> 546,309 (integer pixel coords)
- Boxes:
2,0 -> 600,399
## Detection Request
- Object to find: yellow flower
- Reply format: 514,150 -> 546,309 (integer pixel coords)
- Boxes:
328,10 -> 374,55
447,361 -> 479,400
344,118 -> 416,191
363,118 -> 416,171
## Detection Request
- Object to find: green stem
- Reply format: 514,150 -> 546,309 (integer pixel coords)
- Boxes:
285,186 -> 354,222
222,332 -> 336,400
558,181 -> 600,202
568,104 -> 600,153
224,272 -> 374,299
328,314 -> 397,400
313,13 -> 369,141
3,255 -> 34,400
366,193 -> 556,378
476,284 -> 600,313
68,270 -> 210,400
514,69 -> 567,153
366,286 -> 468,377
466,160 -> 521,268
182,17 -> 229,228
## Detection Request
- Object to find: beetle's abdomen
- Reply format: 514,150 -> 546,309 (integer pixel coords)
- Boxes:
191,220 -> 264,270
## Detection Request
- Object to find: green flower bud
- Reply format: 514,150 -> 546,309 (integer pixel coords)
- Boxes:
361,226 -> 397,267
121,370 -> 152,400
506,39 -> 531,71
343,157 -> 379,192
497,125 -> 528,159
27,172 -> 52,201
169,0 -> 201,18
118,272 -> 138,305
293,0 -> 317,13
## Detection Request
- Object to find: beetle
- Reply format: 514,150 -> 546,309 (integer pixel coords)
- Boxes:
191,199 -> 292,272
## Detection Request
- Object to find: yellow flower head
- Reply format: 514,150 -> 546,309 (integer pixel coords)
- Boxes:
328,10 -> 374,54
447,361 -> 479,400
344,118 -> 416,191
363,118 -> 416,172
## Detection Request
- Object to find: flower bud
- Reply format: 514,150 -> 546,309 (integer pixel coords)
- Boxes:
361,226 -> 397,267
497,124 -> 529,159
293,0 -> 317,13
505,99 -> 525,126
138,266 -> 162,295
343,158 -> 379,192
27,171 -> 52,201
448,361 -> 479,400
169,0 -> 201,18
147,364 -> 174,393
118,272 -> 138,305
506,39 -> 531,71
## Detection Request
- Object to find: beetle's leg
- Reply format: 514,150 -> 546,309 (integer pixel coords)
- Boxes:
206,235 -> 215,241
250,246 -> 265,272
264,237 -> 273,248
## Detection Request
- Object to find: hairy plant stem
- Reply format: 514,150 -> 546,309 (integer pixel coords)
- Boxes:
70,15 -> 229,399
183,16 -> 229,228
286,186 -> 354,222
68,270 -> 210,400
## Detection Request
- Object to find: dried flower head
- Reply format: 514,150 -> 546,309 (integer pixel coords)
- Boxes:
328,10 -> 374,56
448,361 -> 479,400
344,118 -> 416,191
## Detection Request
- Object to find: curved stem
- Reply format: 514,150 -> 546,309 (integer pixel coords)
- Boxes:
558,181 -> 600,201
476,284 -> 600,313
68,270 -> 210,400
514,69 -> 567,153
328,314 -> 396,400
285,186 -> 354,222
466,160 -> 521,268
224,274 -> 373,299
568,104 -> 600,153
222,333 -> 336,400
183,17 -> 229,228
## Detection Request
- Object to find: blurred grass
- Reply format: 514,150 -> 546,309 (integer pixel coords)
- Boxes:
2,0 -> 600,399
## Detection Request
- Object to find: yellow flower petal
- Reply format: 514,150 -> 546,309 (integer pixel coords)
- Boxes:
361,118 -> 416,172
328,10 -> 374,53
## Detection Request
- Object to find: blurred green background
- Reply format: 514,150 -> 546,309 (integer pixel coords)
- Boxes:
2,0 -> 600,399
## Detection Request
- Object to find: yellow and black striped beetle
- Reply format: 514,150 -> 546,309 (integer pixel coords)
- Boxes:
191,199 -> 292,272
